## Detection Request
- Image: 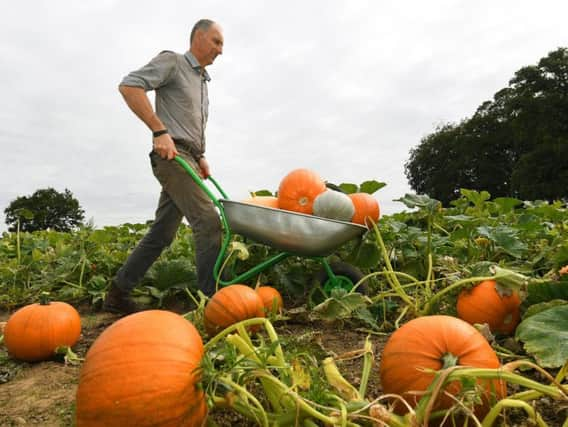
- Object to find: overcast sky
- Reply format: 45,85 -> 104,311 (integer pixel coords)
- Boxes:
1,1 -> 567,232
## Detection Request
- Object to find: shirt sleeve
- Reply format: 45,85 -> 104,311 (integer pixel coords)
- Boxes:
119,51 -> 177,91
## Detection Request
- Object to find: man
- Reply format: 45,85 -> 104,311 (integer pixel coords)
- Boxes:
104,19 -> 224,314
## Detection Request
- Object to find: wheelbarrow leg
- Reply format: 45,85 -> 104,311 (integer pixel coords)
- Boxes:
313,260 -> 367,297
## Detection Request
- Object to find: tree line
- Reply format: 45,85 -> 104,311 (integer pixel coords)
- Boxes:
405,47 -> 568,205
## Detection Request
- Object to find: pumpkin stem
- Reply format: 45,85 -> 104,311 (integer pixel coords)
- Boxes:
441,352 -> 459,369
39,291 -> 51,305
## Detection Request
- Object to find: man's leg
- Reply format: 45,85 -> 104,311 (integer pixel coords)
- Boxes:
115,191 -> 183,291
150,151 -> 222,296
104,190 -> 182,313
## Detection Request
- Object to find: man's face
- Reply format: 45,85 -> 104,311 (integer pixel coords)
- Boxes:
192,23 -> 224,67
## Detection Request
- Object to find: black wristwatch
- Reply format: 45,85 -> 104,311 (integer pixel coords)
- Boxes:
152,129 -> 168,138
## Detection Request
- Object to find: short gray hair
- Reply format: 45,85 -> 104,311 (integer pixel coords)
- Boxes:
190,19 -> 215,43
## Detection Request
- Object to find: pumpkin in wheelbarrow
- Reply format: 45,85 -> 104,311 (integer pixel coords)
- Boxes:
242,195 -> 279,208
277,168 -> 326,214
349,193 -> 380,225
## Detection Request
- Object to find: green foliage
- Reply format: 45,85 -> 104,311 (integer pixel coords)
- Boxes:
0,223 -> 197,309
4,188 -> 85,232
526,277 -> 568,306
311,288 -> 372,322
405,47 -> 568,204
516,304 -> 568,368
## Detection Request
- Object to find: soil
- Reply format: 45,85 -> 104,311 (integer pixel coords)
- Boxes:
0,305 -> 566,427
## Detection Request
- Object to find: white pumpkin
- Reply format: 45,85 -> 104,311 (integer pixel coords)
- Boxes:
313,190 -> 355,221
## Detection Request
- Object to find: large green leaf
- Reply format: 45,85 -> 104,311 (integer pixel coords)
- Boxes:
526,279 -> 568,305
395,194 -> 441,214
146,258 -> 196,291
515,304 -> 568,368
348,232 -> 380,268
338,183 -> 358,194
476,225 -> 527,258
359,180 -> 386,195
460,188 -> 491,208
312,289 -> 371,321
492,197 -> 523,214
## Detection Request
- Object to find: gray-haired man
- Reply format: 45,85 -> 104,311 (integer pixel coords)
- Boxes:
104,19 -> 224,314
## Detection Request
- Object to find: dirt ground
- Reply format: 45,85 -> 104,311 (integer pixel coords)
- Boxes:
0,306 -> 566,427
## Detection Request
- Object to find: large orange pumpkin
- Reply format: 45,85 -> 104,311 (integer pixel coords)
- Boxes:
277,168 -> 326,214
242,196 -> 279,208
380,315 -> 505,421
348,193 -> 380,225
4,297 -> 81,362
256,286 -> 284,315
76,310 -> 206,427
204,284 -> 265,336
457,280 -> 521,335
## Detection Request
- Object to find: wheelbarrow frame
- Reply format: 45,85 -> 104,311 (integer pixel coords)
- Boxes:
174,156 -> 366,292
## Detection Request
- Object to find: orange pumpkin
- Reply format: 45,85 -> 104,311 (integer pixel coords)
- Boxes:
277,168 -> 326,214
380,315 -> 505,420
457,280 -> 521,335
204,284 -> 265,336
4,297 -> 81,362
256,286 -> 284,315
242,196 -> 279,208
348,193 -> 380,225
76,310 -> 206,427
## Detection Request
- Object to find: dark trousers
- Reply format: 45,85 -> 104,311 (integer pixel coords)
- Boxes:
115,149 -> 222,296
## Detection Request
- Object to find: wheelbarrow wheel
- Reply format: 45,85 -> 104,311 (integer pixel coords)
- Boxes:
311,262 -> 367,301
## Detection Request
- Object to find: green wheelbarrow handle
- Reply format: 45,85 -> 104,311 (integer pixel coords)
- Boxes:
173,155 -> 229,208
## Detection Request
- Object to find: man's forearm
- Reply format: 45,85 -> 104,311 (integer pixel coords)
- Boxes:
118,85 -> 165,132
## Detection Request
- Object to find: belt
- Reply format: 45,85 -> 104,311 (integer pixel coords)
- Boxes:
172,139 -> 203,160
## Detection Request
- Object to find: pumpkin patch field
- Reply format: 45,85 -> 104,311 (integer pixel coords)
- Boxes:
1,189 -> 568,426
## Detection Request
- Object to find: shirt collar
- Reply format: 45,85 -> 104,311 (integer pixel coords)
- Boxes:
184,51 -> 211,81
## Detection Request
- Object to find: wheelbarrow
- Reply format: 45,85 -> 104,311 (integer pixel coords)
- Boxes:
174,156 -> 369,295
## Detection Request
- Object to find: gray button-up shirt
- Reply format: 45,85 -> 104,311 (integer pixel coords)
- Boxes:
120,51 -> 210,157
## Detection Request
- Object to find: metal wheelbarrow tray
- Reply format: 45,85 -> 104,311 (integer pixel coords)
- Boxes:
220,199 -> 366,257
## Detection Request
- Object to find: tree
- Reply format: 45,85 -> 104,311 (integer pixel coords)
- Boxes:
405,47 -> 568,203
4,188 -> 85,232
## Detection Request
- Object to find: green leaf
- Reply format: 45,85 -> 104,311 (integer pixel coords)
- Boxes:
476,225 -> 527,258
460,189 -> 491,207
444,214 -> 475,222
515,304 -> 568,368
146,259 -> 196,291
359,180 -> 386,195
338,183 -> 358,194
353,307 -> 379,330
250,189 -> 273,197
348,233 -> 380,268
526,280 -> 568,305
395,193 -> 441,215
312,290 -> 370,321
523,300 -> 568,319
492,197 -> 523,214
